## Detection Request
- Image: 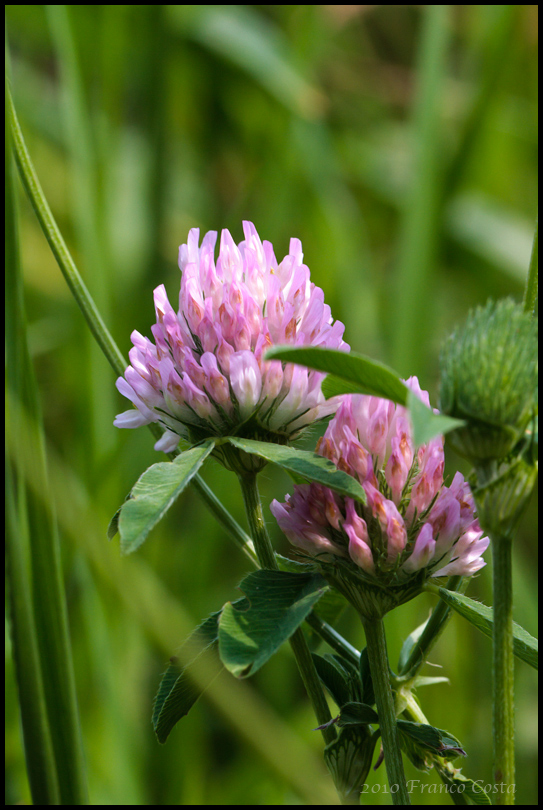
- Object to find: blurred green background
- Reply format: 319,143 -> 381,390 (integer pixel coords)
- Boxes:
5,5 -> 537,805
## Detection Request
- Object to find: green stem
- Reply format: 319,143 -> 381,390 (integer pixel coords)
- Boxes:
491,533 -> 515,805
361,616 -> 411,806
304,612 -> 360,669
169,450 -> 258,567
237,472 -> 336,749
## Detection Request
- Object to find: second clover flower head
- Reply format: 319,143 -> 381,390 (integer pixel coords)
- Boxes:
114,222 -> 348,454
271,379 -> 489,618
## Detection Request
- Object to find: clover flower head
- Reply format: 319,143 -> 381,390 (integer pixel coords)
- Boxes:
114,222 -> 348,454
271,378 -> 489,617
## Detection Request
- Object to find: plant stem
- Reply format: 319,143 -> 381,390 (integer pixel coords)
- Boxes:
304,612 -> 360,669
361,616 -> 411,806
491,533 -> 515,805
237,472 -> 336,749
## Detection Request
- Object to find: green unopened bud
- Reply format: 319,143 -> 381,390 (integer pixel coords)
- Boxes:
439,299 -> 538,465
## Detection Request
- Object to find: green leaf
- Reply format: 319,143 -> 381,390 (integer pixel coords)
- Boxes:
398,618 -> 429,674
322,376 -> 374,399
224,437 -> 366,504
337,701 -> 379,727
314,653 -> 364,707
265,346 -> 464,447
311,654 -> 354,709
430,586 -> 538,670
266,346 -> 408,404
118,440 -> 215,554
276,557 -> 348,631
153,609 -> 235,744
407,389 -> 465,446
218,570 -> 328,678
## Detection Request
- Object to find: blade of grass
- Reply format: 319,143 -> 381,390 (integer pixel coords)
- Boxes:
46,4 -> 115,463
138,5 -> 169,285
5,462 -> 60,805
171,5 -> 324,119
6,68 -> 60,807
442,5 -> 516,201
390,5 -> 451,375
5,59 -> 88,804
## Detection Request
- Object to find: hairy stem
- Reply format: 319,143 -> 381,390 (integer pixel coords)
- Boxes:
237,472 -> 337,747
491,534 -> 515,804
361,616 -> 411,806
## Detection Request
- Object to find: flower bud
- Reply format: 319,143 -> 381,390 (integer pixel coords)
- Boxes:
439,299 -> 538,465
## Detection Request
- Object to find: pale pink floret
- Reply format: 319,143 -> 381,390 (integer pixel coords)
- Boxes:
402,523 -> 436,573
271,494 -> 339,557
114,222 -> 348,449
343,500 -> 375,574
271,378 -> 489,581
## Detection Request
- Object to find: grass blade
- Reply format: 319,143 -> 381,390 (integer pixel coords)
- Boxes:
6,67 -> 60,806
390,5 -> 451,375
5,59 -> 88,804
